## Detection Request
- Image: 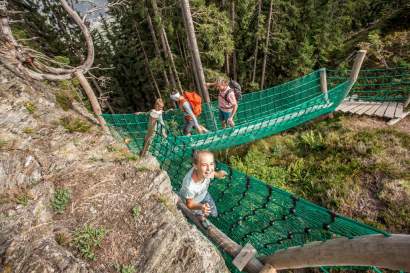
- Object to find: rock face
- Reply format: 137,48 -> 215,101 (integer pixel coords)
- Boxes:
0,66 -> 229,273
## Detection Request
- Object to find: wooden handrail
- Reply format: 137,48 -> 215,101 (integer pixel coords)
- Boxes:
261,234 -> 410,272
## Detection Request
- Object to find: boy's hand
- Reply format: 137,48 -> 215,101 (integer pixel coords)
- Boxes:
202,203 -> 211,216
215,170 -> 227,179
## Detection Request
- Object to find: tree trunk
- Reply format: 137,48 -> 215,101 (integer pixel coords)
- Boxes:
150,0 -> 182,92
251,0 -> 262,83
180,0 -> 217,129
261,0 -> 273,89
230,0 -> 237,81
146,9 -> 171,90
91,77 -> 115,114
74,71 -> 108,131
135,22 -> 161,98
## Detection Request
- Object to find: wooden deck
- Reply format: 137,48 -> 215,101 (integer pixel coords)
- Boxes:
336,100 -> 409,125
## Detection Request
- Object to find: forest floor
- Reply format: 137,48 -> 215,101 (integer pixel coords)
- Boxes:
218,114 -> 410,233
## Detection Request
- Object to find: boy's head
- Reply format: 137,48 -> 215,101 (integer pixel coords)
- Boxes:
193,150 -> 215,179
215,78 -> 228,92
170,90 -> 181,101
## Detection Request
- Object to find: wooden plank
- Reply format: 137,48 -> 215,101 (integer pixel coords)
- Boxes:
356,104 -> 374,115
339,102 -> 362,113
347,103 -> 367,114
374,102 -> 389,117
336,102 -> 353,112
384,102 -> 397,119
388,111 -> 409,125
233,243 -> 257,271
364,103 -> 382,116
394,103 -> 404,118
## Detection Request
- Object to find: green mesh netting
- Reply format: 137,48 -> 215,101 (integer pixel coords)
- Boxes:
329,67 -> 410,102
102,68 -> 389,272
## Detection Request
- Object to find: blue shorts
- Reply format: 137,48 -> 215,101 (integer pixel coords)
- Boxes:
192,192 -> 218,217
219,110 -> 231,122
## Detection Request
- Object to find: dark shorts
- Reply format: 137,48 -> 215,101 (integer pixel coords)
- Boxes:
182,119 -> 195,135
219,110 -> 231,122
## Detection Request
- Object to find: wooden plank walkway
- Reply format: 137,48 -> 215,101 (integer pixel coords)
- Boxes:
336,100 -> 408,124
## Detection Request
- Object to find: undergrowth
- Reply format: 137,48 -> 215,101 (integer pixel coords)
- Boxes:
51,188 -> 71,214
73,225 -> 106,260
228,115 -> 410,232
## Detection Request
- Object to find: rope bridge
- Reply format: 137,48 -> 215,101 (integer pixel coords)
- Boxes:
329,67 -> 410,103
102,64 -> 395,272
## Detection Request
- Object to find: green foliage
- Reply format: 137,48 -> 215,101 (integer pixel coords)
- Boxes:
0,139 -> 7,149
73,225 -> 106,260
23,127 -> 34,134
229,117 -> 410,231
131,205 -> 140,218
59,117 -> 91,133
192,3 -> 234,67
116,264 -> 136,273
16,194 -> 30,206
53,55 -> 70,65
55,90 -> 75,111
24,101 -> 36,114
51,188 -> 71,214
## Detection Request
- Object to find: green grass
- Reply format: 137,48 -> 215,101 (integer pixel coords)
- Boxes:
23,127 -> 34,134
51,188 -> 71,214
59,116 -> 91,133
116,264 -> 136,273
229,116 -> 410,232
73,225 -> 106,260
0,139 -> 8,149
16,194 -> 30,206
131,205 -> 140,218
55,90 -> 75,111
24,101 -> 36,114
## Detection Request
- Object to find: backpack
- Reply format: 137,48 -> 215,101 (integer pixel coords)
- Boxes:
182,91 -> 202,116
225,80 -> 242,102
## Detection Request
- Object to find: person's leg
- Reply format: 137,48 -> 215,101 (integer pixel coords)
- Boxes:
219,110 -> 228,129
183,119 -> 194,135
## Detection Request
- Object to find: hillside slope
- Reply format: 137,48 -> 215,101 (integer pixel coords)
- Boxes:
0,65 -> 229,273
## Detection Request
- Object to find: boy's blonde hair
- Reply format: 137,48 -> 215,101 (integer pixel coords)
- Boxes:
193,150 -> 214,164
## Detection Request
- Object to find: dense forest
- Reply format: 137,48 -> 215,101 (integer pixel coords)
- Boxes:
8,0 -> 410,113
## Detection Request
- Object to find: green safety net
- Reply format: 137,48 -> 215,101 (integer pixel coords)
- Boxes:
329,67 -> 410,103
102,68 -> 390,272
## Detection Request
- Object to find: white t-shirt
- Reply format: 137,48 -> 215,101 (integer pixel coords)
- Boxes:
149,109 -> 165,126
179,167 -> 211,203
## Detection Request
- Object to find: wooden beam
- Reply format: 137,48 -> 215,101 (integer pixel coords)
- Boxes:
261,234 -> 410,272
177,200 -> 264,273
320,69 -> 328,102
75,71 -> 108,131
349,50 -> 367,84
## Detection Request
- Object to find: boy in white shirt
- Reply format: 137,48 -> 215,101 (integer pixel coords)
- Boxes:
179,150 -> 227,228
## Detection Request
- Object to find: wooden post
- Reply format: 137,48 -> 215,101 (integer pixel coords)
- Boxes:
140,115 -> 157,157
74,71 -> 108,132
349,50 -> 367,84
404,94 -> 410,108
261,234 -> 410,271
320,68 -> 329,103
180,0 -> 217,130
177,199 -> 265,273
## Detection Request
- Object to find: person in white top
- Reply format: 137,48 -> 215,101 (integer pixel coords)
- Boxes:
179,150 -> 227,228
139,98 -> 167,156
